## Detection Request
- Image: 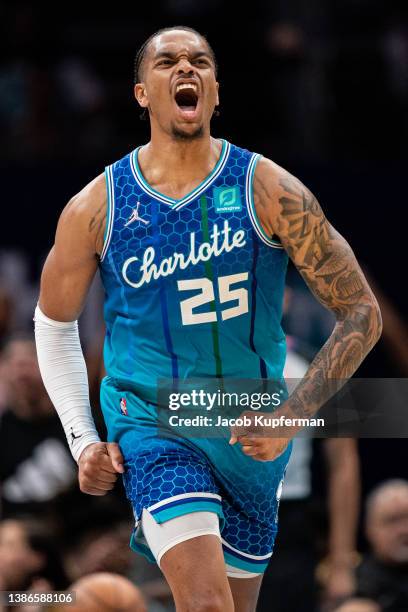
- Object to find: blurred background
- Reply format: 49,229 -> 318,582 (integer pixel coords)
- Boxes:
0,1 -> 407,611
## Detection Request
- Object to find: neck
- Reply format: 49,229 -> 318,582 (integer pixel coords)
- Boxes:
140,124 -> 219,190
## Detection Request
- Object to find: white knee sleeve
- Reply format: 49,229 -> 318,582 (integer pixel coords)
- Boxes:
141,509 -> 221,567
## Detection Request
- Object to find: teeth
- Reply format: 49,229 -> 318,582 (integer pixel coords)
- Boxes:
176,83 -> 197,93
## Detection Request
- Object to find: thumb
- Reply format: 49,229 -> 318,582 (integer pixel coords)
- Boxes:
229,435 -> 238,445
107,442 -> 125,473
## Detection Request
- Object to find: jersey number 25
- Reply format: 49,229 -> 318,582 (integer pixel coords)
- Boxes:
177,273 -> 249,325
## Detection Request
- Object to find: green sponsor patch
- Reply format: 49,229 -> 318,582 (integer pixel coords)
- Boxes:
214,185 -> 242,212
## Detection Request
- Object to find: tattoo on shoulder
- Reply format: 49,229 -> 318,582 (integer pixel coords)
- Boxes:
88,200 -> 107,254
278,177 -> 327,261
277,176 -> 368,315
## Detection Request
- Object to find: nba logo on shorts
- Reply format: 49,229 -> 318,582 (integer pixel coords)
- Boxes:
214,185 -> 242,212
120,397 -> 128,415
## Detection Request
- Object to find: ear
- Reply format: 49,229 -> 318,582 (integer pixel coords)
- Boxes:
134,83 -> 149,108
215,81 -> 220,107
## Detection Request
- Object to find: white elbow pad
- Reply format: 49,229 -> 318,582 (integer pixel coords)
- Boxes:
34,305 -> 101,463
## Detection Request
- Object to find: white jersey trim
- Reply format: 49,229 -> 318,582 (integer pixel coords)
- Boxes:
221,537 -> 272,561
129,140 -> 231,210
147,491 -> 222,513
100,164 -> 115,262
226,565 -> 263,578
245,153 -> 283,249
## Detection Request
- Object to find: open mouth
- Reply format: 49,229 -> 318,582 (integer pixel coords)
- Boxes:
174,84 -> 199,114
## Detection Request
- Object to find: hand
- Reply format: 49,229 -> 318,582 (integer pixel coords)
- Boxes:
324,563 -> 356,604
78,441 -> 124,495
229,410 -> 292,461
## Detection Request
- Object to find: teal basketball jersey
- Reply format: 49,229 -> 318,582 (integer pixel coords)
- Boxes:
99,140 -> 288,402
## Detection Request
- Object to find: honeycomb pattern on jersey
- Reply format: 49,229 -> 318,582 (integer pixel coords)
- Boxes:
120,426 -> 289,557
107,143 -> 258,283
121,431 -> 219,519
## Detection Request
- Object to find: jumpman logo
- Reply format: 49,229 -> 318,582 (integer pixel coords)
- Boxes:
124,202 -> 149,227
70,427 -> 82,445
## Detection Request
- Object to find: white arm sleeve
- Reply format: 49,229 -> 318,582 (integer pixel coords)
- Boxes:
34,304 -> 101,463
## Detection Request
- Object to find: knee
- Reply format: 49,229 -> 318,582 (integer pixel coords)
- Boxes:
187,592 -> 233,612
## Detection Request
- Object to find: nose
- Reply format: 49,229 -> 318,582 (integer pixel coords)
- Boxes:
176,57 -> 194,75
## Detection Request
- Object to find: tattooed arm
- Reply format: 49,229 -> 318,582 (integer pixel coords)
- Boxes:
268,161 -> 381,415
231,158 -> 382,460
39,173 -> 106,320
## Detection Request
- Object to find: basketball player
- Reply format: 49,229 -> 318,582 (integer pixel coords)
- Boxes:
34,26 -> 382,612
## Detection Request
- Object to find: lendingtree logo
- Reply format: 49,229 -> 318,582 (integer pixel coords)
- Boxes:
214,185 -> 242,212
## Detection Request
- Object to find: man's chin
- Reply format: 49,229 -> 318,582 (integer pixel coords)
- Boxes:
171,124 -> 204,141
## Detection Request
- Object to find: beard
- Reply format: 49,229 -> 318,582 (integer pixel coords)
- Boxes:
171,124 -> 204,141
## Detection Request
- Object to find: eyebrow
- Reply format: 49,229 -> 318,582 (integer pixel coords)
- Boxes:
153,50 -> 213,61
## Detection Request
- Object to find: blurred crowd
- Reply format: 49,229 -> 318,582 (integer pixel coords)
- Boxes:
1,1 -> 408,611
1,1 -> 408,163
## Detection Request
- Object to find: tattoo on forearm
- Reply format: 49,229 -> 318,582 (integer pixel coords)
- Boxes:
257,173 -> 382,418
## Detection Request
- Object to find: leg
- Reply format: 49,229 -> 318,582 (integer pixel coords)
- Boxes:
228,574 -> 263,612
160,534 -> 234,612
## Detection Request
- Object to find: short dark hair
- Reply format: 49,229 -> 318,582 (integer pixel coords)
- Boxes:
133,25 -> 218,84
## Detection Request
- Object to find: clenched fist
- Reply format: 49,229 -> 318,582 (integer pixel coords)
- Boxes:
229,410 -> 293,461
78,442 -> 124,495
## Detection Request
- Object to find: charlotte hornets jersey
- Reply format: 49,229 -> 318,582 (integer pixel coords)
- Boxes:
99,140 -> 292,571
99,139 -> 288,402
